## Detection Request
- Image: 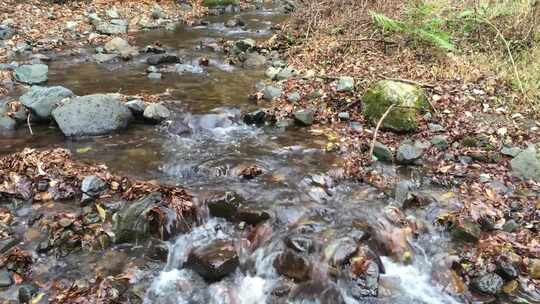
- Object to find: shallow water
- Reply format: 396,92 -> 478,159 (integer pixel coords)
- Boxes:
0,4 -> 468,304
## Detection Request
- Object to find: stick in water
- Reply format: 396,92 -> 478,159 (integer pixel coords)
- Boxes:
369,104 -> 395,161
27,111 -> 33,136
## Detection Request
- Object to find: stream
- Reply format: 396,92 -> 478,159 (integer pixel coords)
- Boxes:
1,4 -> 468,304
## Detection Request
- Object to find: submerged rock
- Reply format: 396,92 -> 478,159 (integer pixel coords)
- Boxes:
472,273 -> 504,295
187,240 -> 239,281
147,54 -> 181,65
243,109 -> 275,126
289,281 -> 346,304
52,94 -> 132,137
274,249 -> 311,282
20,86 -> 74,120
14,64 -> 49,84
205,191 -> 242,220
0,115 -> 16,131
236,207 -> 270,225
362,80 -> 428,132
112,193 -> 161,243
348,258 -> 380,298
510,143 -> 540,182
0,269 -> 12,287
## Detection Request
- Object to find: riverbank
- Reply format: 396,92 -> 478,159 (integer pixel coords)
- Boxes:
258,0 -> 540,301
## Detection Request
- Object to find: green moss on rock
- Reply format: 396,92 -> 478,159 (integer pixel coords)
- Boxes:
362,80 -> 429,132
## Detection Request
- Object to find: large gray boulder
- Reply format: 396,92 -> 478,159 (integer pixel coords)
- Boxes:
52,94 -> 132,137
511,143 -> 540,182
14,64 -> 48,84
19,86 -> 74,120
363,80 -> 428,132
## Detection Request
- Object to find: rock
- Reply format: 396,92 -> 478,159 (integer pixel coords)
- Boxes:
362,80 -> 429,132
289,281 -> 346,304
276,67 -> 295,80
125,99 -> 146,115
151,4 -> 165,19
81,175 -> 106,202
0,238 -> 18,253
349,259 -> 380,298
147,65 -> 159,73
274,249 -> 311,282
336,76 -> 354,92
233,38 -> 256,54
0,269 -> 11,287
394,180 -> 415,206
147,72 -> 162,79
14,64 -> 48,84
451,218 -> 481,243
104,37 -> 137,58
52,94 -> 133,137
143,103 -> 170,123
496,259 -> 519,280
372,141 -> 393,162
243,109 -> 274,125
0,115 -> 16,131
147,54 -> 181,65
187,240 -> 239,281
236,207 -> 270,225
338,112 -> 350,121
501,146 -> 521,157
530,259 -> 540,279
263,85 -> 282,100
428,123 -> 444,132
243,53 -> 266,68
112,193 -> 161,243
431,135 -> 449,150
93,53 -> 119,63
0,25 -> 13,40
286,235 -> 314,253
143,45 -> 166,54
287,91 -> 301,103
502,219 -> 519,232
265,66 -> 280,80
510,143 -> 540,182
107,8 -> 120,19
175,63 -> 204,74
96,22 -> 127,35
18,283 -> 39,304
294,109 -> 314,126
206,191 -> 242,220
472,273 -> 504,295
19,86 -> 74,120
396,140 -> 426,165
225,17 -> 245,27
66,21 -> 78,31
324,237 -> 357,267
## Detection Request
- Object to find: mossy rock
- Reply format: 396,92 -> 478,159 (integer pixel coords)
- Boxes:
202,0 -> 239,7
362,80 -> 429,132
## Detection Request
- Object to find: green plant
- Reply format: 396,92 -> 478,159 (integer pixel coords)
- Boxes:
370,3 -> 454,51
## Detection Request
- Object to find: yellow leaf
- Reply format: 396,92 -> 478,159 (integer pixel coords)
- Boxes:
96,204 -> 107,222
31,293 -> 45,304
76,147 -> 92,154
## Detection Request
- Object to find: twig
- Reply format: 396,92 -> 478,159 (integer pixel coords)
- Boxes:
368,104 -> 395,162
27,112 -> 33,136
343,38 -> 396,44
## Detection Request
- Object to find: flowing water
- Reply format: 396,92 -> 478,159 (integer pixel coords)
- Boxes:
1,4 -> 470,304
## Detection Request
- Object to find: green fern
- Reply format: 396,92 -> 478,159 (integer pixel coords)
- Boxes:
370,10 -> 454,51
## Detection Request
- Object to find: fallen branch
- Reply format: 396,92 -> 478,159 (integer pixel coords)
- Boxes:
27,112 -> 33,136
368,104 -> 395,162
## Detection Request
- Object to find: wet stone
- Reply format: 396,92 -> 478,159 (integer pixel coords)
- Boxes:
285,235 -> 314,253
274,249 -> 311,282
290,281 -> 346,304
147,72 -> 162,79
112,193 -> 162,243
235,207 -> 270,225
496,259 -> 519,280
324,237 -> 358,267
348,259 -> 380,298
451,218 -> 481,243
243,109 -> 273,125
126,99 -> 146,115
0,115 -> 16,131
472,273 -> 504,295
14,64 -> 49,84
147,54 -> 181,65
0,269 -> 12,287
18,283 -> 39,304
186,240 -> 239,282
206,191 -> 242,220
502,219 -> 519,232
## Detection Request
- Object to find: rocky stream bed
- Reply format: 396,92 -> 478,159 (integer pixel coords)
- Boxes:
0,1 -> 539,303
